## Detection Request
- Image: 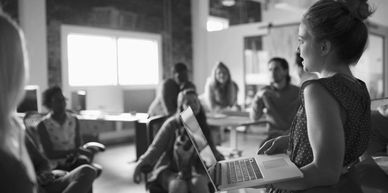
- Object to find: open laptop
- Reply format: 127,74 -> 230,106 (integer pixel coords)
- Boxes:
180,107 -> 303,191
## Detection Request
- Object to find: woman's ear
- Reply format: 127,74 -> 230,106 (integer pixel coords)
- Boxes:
320,40 -> 331,56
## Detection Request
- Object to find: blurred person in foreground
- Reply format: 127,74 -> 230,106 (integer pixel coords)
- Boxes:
0,12 -> 37,193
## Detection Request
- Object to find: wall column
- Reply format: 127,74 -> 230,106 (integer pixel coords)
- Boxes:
19,0 -> 48,93
191,0 -> 208,93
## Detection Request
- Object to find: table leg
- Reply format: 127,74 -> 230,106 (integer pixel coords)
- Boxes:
230,126 -> 237,150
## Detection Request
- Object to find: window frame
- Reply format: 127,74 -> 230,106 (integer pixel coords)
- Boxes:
61,24 -> 163,90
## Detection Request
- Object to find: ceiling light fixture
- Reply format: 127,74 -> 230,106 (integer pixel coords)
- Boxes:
221,0 -> 236,7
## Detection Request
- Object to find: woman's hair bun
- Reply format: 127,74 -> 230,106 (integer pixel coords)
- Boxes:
338,0 -> 374,21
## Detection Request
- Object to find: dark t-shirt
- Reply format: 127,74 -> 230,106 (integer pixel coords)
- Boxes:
148,79 -> 195,117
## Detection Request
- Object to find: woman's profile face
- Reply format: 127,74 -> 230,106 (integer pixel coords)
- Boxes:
215,67 -> 229,85
297,22 -> 322,73
182,93 -> 201,115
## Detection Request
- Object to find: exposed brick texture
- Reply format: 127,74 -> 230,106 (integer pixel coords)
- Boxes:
46,0 -> 192,86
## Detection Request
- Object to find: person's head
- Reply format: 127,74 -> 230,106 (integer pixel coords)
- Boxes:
0,13 -> 28,114
212,62 -> 231,85
172,62 -> 189,85
298,0 -> 374,72
0,12 -> 28,142
268,57 -> 291,84
43,86 -> 67,114
177,88 -> 201,115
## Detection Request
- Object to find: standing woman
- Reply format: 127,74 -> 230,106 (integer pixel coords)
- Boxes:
258,0 -> 373,192
202,62 -> 239,112
0,12 -> 37,193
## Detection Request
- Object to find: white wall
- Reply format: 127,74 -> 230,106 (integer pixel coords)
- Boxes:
191,0 -> 209,94
19,0 -> 48,97
194,0 -> 388,106
84,87 -> 124,113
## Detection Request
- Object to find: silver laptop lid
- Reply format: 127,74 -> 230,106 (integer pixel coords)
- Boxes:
180,107 -> 218,186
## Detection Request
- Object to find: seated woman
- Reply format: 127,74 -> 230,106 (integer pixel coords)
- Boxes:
133,89 -> 223,193
25,130 -> 96,193
200,61 -> 239,112
37,86 -> 90,171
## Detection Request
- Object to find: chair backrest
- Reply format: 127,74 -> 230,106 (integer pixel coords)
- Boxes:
146,115 -> 169,146
23,111 -> 45,152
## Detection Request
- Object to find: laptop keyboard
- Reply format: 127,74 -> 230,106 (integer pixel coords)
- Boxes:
227,158 -> 263,184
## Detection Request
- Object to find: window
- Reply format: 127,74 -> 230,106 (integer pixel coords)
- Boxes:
117,38 -> 159,85
62,25 -> 162,87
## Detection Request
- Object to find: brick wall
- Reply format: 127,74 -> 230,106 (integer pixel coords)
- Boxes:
46,0 -> 192,86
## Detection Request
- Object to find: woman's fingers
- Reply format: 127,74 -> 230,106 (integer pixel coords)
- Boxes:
257,139 -> 275,154
133,172 -> 142,184
264,141 -> 277,155
132,163 -> 143,184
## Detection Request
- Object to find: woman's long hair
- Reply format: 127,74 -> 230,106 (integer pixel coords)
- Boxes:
0,12 -> 29,147
208,62 -> 237,107
177,89 -> 215,146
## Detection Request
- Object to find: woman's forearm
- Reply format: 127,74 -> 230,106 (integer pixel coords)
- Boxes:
273,162 -> 340,190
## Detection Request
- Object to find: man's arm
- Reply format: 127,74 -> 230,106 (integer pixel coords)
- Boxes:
161,80 -> 179,115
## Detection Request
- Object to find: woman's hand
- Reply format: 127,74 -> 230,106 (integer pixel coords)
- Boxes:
132,161 -> 144,184
256,86 -> 279,100
257,135 -> 289,155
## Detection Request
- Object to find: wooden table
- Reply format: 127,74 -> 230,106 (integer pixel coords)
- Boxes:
78,112 -> 149,160
206,111 -> 267,152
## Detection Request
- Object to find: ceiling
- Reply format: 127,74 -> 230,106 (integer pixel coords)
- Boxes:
210,0 -> 317,26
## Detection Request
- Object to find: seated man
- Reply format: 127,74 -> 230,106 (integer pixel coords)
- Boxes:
250,57 -> 300,146
25,130 -> 96,193
148,62 -> 196,117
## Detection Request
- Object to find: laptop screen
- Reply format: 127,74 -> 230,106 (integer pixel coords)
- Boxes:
180,107 -> 218,173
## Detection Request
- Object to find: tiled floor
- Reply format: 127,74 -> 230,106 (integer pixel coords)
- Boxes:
94,125 -> 268,193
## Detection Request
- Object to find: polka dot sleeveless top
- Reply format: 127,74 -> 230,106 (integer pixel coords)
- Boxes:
269,74 -> 371,193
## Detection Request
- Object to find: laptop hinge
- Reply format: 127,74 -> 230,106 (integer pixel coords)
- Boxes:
215,163 -> 222,186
